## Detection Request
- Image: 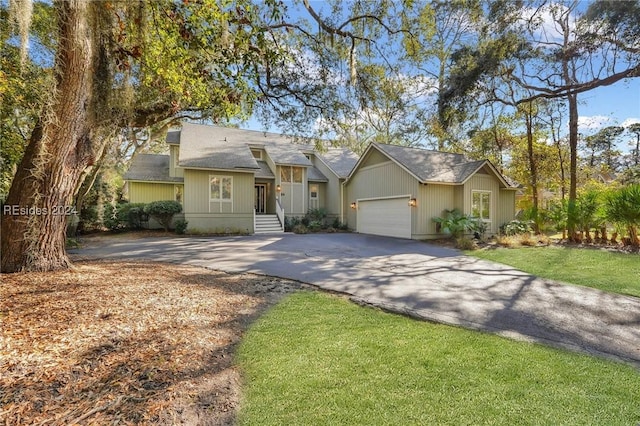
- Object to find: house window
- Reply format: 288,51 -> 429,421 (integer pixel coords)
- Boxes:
310,185 -> 318,199
210,175 -> 232,201
280,166 -> 291,183
280,166 -> 303,183
472,191 -> 491,220
292,167 -> 303,183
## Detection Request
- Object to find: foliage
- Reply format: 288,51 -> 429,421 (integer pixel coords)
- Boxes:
455,236 -> 477,250
543,199 -> 568,235
284,216 -> 302,232
433,208 -> 477,238
174,219 -> 188,235
306,208 -> 328,224
143,200 -> 182,232
470,247 -> 640,298
499,220 -> 533,236
238,291 -> 640,425
104,202 -> 147,232
605,184 -> 640,247
292,224 -> 308,234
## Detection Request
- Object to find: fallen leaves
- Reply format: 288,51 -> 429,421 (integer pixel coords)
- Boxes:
1,261 -> 301,425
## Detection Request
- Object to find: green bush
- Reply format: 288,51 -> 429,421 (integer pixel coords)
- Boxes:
104,202 -> 148,231
433,209 -> 476,238
174,219 -> 188,235
500,220 -> 533,236
143,200 -> 182,231
285,216 -> 302,232
605,184 -> 640,246
292,224 -> 308,234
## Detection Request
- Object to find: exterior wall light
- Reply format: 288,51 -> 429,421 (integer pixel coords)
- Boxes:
409,198 -> 417,207
350,202 -> 357,209
276,184 -> 281,192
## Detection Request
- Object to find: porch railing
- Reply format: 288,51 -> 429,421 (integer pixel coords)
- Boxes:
275,198 -> 285,232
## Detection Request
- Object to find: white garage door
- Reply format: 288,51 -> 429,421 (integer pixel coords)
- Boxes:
357,197 -> 411,239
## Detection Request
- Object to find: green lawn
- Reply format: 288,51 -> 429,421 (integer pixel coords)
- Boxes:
237,291 -> 640,425
467,246 -> 640,298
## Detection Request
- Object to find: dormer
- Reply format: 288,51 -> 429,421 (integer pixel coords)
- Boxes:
166,130 -> 183,178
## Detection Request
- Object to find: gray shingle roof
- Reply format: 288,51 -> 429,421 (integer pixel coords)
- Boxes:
307,166 -> 328,182
166,130 -> 180,144
124,154 -> 184,183
317,148 -> 359,178
264,143 -> 313,167
371,143 -> 509,185
178,123 -> 260,171
255,160 -> 275,179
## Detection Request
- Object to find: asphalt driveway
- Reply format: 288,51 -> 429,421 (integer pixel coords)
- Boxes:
72,233 -> 640,368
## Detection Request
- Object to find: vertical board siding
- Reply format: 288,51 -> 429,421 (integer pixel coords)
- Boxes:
128,182 -> 176,203
346,161 -> 418,231
497,189 -> 516,228
416,183 -> 455,237
184,169 -> 254,213
313,159 -> 341,216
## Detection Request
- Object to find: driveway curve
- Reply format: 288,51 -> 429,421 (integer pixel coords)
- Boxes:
72,233 -> 640,368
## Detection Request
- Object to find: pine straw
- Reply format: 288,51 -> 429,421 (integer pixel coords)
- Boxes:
1,261 -> 302,425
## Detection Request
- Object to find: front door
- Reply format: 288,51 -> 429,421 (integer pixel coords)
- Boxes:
254,184 -> 266,214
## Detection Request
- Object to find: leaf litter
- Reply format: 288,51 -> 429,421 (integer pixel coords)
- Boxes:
1,261 -> 303,425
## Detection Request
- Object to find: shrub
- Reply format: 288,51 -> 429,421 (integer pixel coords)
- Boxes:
292,224 -> 308,234
433,209 -> 476,238
605,184 -> 640,247
143,200 -> 182,231
308,220 -> 322,232
455,236 -> 477,250
103,202 -> 148,231
174,219 -> 188,235
285,216 -> 302,232
500,220 -> 533,236
307,208 -> 328,223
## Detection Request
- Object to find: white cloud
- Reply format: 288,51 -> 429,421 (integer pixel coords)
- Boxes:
578,115 -> 611,132
620,117 -> 640,128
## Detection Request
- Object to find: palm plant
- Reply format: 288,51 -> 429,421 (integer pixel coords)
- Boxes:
433,209 -> 477,239
605,184 -> 640,247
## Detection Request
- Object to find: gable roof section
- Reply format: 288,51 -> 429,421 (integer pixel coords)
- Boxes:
124,154 -> 184,183
264,143 -> 312,166
178,123 -> 260,171
316,147 -> 359,179
166,130 -> 180,145
349,142 -> 513,187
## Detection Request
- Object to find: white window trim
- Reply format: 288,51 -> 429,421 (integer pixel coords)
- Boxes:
209,175 -> 233,213
471,190 -> 491,221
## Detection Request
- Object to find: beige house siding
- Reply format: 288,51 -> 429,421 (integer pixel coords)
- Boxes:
360,149 -> 389,168
312,159 -> 341,217
128,182 -> 178,204
415,183 -> 456,239
183,169 -> 254,232
169,145 -> 184,178
346,160 -> 419,231
497,189 -> 516,229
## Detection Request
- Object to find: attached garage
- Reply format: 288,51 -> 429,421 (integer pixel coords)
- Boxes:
357,196 -> 411,239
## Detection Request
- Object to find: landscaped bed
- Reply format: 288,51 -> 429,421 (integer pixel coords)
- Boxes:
1,261 -> 301,425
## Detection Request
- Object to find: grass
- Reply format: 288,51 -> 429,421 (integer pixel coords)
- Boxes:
237,291 -> 640,425
467,246 -> 640,298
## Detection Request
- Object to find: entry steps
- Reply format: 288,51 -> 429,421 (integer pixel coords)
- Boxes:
254,214 -> 284,234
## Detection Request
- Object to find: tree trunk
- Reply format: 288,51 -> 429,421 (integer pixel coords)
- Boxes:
1,0 -> 95,272
566,92 -> 579,242
525,104 -> 539,233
